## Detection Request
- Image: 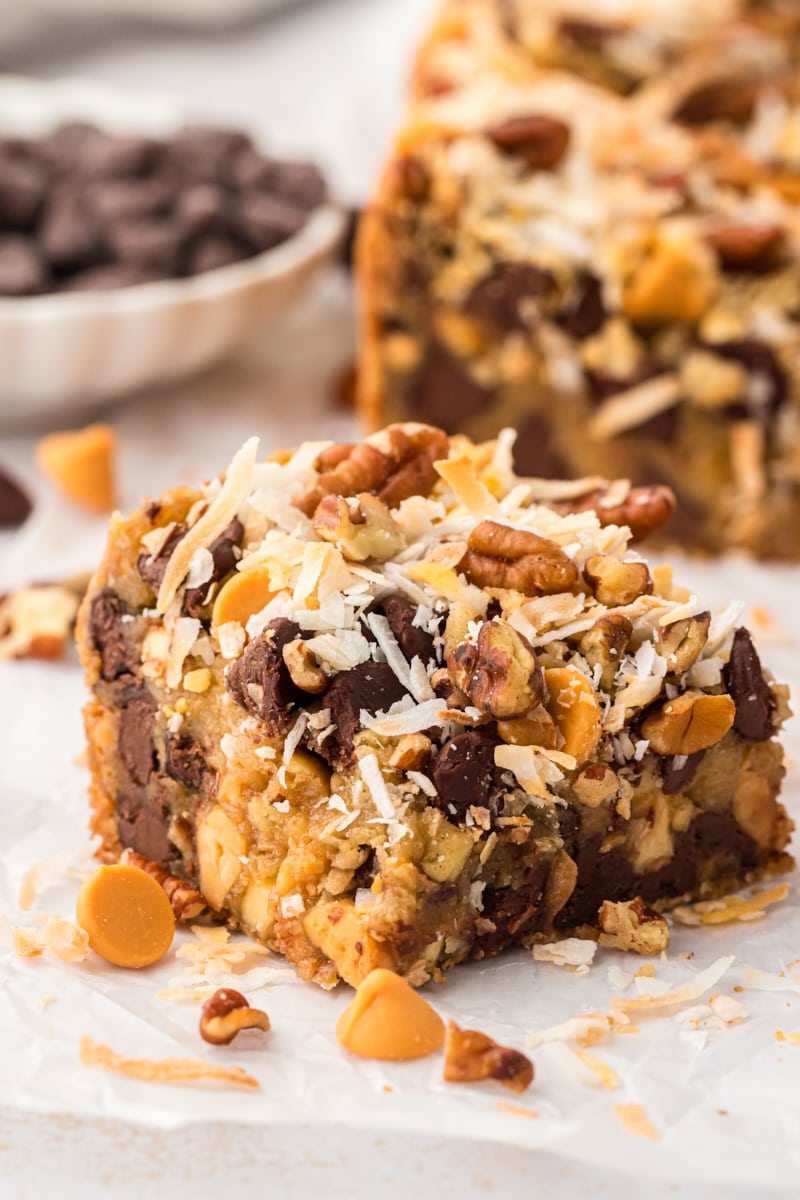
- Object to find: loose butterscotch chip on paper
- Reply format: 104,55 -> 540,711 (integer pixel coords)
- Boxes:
76,864 -> 175,968
336,968 -> 445,1061
36,423 -> 117,514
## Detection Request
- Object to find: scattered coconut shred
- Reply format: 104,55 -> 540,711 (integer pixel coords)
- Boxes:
613,1103 -> 660,1141
672,883 -> 790,926
79,1036 -> 259,1091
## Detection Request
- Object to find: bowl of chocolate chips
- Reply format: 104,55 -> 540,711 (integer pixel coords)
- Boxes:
0,76 -> 345,421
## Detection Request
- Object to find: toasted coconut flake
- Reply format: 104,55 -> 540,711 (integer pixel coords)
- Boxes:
36,993 -> 57,1011
613,1103 -> 659,1141
672,884 -> 789,927
496,1100 -> 540,1119
776,1030 -> 800,1045
359,753 -> 396,822
524,475 -> 608,502
9,916 -> 89,962
588,375 -> 681,442
527,1012 -> 613,1049
406,561 -> 488,613
18,849 -> 77,910
157,437 -> 258,613
709,994 -> 748,1025
534,938 -> 597,969
435,455 -> 500,517
573,1049 -> 620,1090
79,1036 -> 259,1090
611,956 -> 734,1020
742,967 -> 800,994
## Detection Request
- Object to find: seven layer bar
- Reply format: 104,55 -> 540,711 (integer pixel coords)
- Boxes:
78,424 -> 792,988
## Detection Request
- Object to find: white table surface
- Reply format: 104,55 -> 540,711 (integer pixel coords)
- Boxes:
0,4 -> 796,1197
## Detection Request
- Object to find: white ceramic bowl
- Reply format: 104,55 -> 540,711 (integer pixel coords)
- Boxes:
0,76 -> 346,423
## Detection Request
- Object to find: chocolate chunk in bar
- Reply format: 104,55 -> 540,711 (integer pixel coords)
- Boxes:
661,750 -> 705,794
137,523 -> 187,594
0,154 -> 46,230
465,262 -> 554,332
409,340 -> 495,433
0,235 -> 49,295
183,518 -> 243,617
0,467 -> 32,527
233,193 -> 305,252
165,732 -> 212,792
324,661 -> 409,766
712,339 -> 788,417
724,627 -> 774,741
40,191 -> 101,271
432,731 -> 500,820
116,780 -> 174,868
379,594 -> 436,664
557,271 -> 606,339
118,689 -> 157,785
89,589 -> 140,681
226,618 -> 302,733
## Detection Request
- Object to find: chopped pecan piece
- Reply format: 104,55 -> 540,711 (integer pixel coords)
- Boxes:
199,988 -> 270,1045
312,492 -> 404,562
555,484 -> 676,543
459,520 -> 578,595
443,1020 -> 534,1093
598,897 -> 670,955
657,612 -> 710,678
706,221 -> 785,272
584,555 -> 651,606
448,619 -> 543,720
580,613 -> 632,690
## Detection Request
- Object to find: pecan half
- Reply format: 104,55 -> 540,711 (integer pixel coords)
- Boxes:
199,988 -> 270,1045
295,423 -> 448,516
598,896 -> 670,955
119,849 -> 207,921
443,1020 -> 534,1093
448,619 -> 543,720
554,484 -> 676,543
459,520 -> 578,595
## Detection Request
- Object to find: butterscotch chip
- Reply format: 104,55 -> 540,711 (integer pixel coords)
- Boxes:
76,864 -> 175,968
211,566 -> 277,629
36,424 -> 117,514
336,968 -> 445,1060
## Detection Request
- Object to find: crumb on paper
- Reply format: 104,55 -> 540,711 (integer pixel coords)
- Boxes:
613,1103 -> 660,1141
9,916 -> 89,963
496,1100 -> 540,1119
672,883 -> 789,927
533,938 -> 597,970
79,1036 -> 260,1090
175,928 -> 271,979
749,606 -> 773,629
528,1012 -> 613,1050
157,986 -> 218,1005
611,955 -> 734,1021
635,963 -> 656,979
775,1030 -> 800,1045
36,993 -> 57,1011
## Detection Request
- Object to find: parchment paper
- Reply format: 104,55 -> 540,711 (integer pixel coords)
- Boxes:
1,277 -> 799,1191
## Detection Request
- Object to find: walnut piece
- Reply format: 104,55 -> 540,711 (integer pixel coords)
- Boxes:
282,638 -> 328,693
598,897 -> 670,955
580,613 -> 632,689
119,850 -> 208,922
641,689 -> 735,756
389,733 -> 432,771
199,987 -> 271,1045
657,612 -> 711,678
572,763 -> 621,807
448,619 -> 543,720
443,1020 -> 534,1093
497,705 -> 558,748
584,555 -> 652,606
459,520 -> 578,595
312,492 -> 405,562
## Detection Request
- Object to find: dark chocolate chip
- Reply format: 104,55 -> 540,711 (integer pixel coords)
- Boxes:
724,627 -> 774,742
0,467 -> 32,527
175,183 -> 230,239
464,262 -> 554,332
556,271 -> 606,339
323,661 -> 409,766
106,218 -> 184,275
40,122 -> 101,171
40,192 -> 101,271
226,618 -> 302,734
88,176 -> 177,223
183,518 -> 243,617
89,589 -> 140,681
0,235 -> 49,295
165,732 -> 212,792
486,114 -> 571,171
59,264 -> 166,292
185,234 -> 245,276
137,523 -> 187,594
170,125 -> 252,182
116,779 -> 174,868
431,731 -> 500,820
661,750 -> 705,794
711,338 -> 788,417
408,339 -> 494,434
118,689 -> 157,785
231,152 -> 327,211
512,413 -> 569,478
233,193 -> 305,252
0,155 -> 46,230
378,594 -> 436,664
78,133 -> 160,179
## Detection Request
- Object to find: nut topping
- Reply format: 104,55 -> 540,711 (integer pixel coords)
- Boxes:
199,988 -> 271,1045
119,849 -> 207,921
598,897 -> 670,955
580,613 -> 632,690
312,492 -> 405,562
705,221 -> 784,272
448,619 -> 543,720
584,555 -> 651,607
572,763 -> 621,808
641,689 -> 735,756
282,638 -> 328,694
544,666 -> 602,763
657,612 -> 710,678
554,484 -> 675,544
486,114 -> 570,172
443,1020 -> 534,1093
497,706 -> 558,749
459,520 -> 578,595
